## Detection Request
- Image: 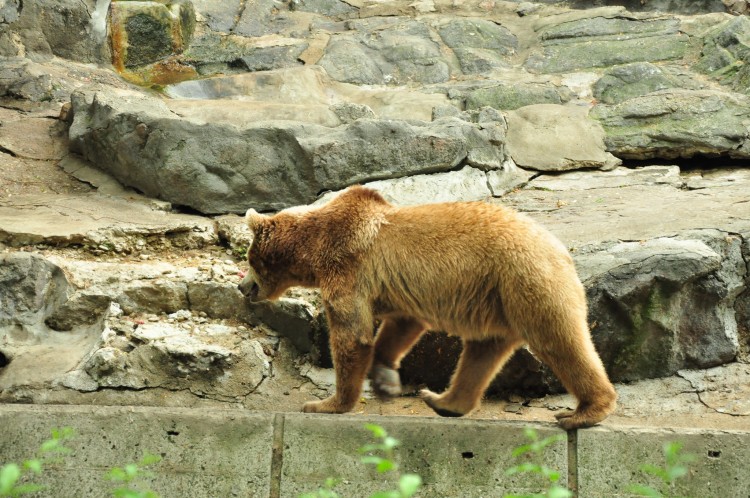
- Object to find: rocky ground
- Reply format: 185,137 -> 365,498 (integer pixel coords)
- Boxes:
1,0 -> 749,433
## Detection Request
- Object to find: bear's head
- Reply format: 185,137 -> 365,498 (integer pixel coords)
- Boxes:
237,208 -> 315,302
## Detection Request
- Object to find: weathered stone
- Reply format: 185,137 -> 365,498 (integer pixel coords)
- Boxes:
294,0 -> 358,16
109,1 -> 195,69
723,0 -> 750,15
85,323 -> 270,397
437,18 -> 517,74
68,84 -> 511,214
0,0 -> 110,63
233,0 -> 297,37
526,16 -> 689,73
563,0 -> 726,14
318,163 -> 531,206
505,104 -> 621,171
582,237 -> 740,382
591,89 -> 750,160
118,280 -> 190,315
333,166 -> 493,206
45,293 -> 111,332
190,0 -> 239,32
330,102 -> 375,123
165,66 -> 449,122
245,294 -> 327,361
297,118 -> 468,188
0,253 -> 71,335
593,62 -> 703,104
0,57 -> 55,102
68,88 -> 320,214
319,19 -> 450,85
530,165 -> 682,191
694,16 -> 750,95
238,43 -> 308,71
465,82 -> 573,111
187,281 -> 251,321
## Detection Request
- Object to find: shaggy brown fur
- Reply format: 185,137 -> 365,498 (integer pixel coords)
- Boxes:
238,186 -> 617,429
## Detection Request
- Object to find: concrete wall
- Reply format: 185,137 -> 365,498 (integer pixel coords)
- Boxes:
0,405 -> 748,497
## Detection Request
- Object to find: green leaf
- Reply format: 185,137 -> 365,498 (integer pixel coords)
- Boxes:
382,437 -> 400,451
323,477 -> 340,489
361,456 -> 386,467
0,463 -> 21,493
505,463 -> 542,476
665,465 -> 688,483
539,466 -> 560,481
39,440 -> 58,454
139,454 -> 161,467
376,459 -> 395,474
547,485 -> 573,498
364,424 -> 387,439
639,464 -> 669,482
511,443 -> 534,458
369,491 -> 399,498
359,444 -> 382,454
523,428 -> 539,441
124,463 -> 139,478
398,474 -> 422,497
22,459 -> 42,475
627,484 -> 663,497
8,483 -> 46,495
107,468 -> 128,482
537,434 -> 566,450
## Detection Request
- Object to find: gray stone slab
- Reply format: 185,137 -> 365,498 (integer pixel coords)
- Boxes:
281,414 -> 568,498
0,193 -> 216,248
577,426 -> 750,498
0,405 -> 274,497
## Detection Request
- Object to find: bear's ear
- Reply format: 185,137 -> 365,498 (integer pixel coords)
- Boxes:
245,209 -> 268,231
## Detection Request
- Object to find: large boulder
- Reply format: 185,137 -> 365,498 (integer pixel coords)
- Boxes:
436,18 -> 517,74
0,0 -> 110,63
592,62 -> 704,105
505,104 -> 621,171
0,253 -> 72,336
591,89 -> 750,159
581,235 -> 744,382
525,10 -> 689,73
694,15 -> 750,94
83,321 -> 270,398
67,87 -> 510,214
318,19 -> 450,85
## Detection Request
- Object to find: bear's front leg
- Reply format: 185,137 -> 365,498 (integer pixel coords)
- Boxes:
303,301 -> 375,414
303,339 -> 374,414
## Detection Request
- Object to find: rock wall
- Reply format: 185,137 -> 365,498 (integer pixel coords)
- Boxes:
1,0 -> 749,405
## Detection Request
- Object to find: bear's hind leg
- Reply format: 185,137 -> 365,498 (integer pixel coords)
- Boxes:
529,332 -> 617,430
420,336 -> 523,417
370,317 -> 427,398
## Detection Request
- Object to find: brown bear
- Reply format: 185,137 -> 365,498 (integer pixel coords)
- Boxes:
238,186 -> 617,429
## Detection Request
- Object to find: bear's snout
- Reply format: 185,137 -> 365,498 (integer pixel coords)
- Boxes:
238,274 -> 261,301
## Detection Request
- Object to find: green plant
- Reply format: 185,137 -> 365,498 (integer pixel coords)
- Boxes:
359,424 -> 422,498
300,424 -> 422,498
0,427 -> 74,497
503,428 -> 572,498
106,452 -> 163,498
629,442 -> 696,498
299,477 -> 341,498
232,244 -> 249,260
